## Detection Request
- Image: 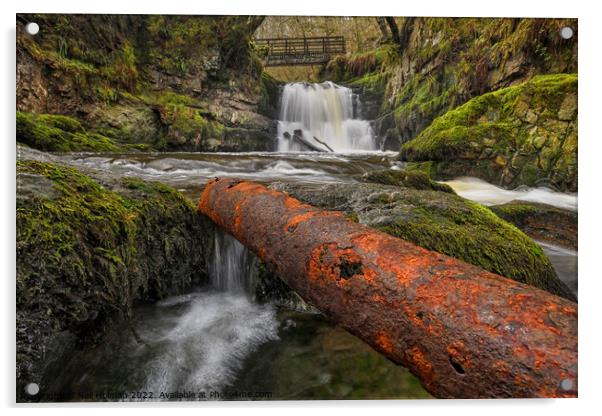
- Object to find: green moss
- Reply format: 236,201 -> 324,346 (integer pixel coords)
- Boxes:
399,74 -> 578,190
17,112 -> 120,152
17,161 -> 135,303
363,18 -> 577,144
324,45 -> 395,82
362,169 -> 455,193
272,181 -> 573,300
345,212 -> 360,223
136,91 -> 226,150
491,202 -> 539,220
16,160 -> 209,393
375,191 -> 575,300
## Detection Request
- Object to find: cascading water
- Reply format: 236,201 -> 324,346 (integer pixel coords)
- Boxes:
277,81 -> 376,152
46,229 -> 279,399
209,230 -> 254,292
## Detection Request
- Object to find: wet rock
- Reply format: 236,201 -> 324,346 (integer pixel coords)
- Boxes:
362,169 -> 454,193
268,181 -> 575,301
491,201 -> 577,251
16,158 -> 213,401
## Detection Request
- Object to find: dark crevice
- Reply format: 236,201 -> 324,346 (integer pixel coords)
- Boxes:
338,257 -> 363,279
449,355 -> 466,375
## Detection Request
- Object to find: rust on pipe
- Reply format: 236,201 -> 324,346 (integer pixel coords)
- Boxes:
198,178 -> 577,399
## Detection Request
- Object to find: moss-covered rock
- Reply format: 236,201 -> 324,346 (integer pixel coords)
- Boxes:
400,74 -> 578,191
16,15 -> 278,153
16,160 -> 213,400
491,201 -> 577,250
386,18 -> 577,141
17,111 -> 120,152
268,181 -> 575,302
324,18 -> 577,143
362,169 -> 454,193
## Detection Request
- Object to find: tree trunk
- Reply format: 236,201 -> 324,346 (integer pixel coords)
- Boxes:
384,17 -> 400,45
399,17 -> 416,49
246,16 -> 266,34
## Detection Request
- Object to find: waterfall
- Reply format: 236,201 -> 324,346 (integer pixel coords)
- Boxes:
277,81 -> 376,152
209,230 -> 254,292
208,228 -> 316,311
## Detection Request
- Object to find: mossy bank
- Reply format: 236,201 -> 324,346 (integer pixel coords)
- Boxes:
17,15 -> 280,152
323,18 -> 577,151
16,160 -> 214,400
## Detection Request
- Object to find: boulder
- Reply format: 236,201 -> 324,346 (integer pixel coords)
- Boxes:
16,159 -> 213,401
268,181 -> 575,301
400,74 -> 578,192
491,201 -> 577,250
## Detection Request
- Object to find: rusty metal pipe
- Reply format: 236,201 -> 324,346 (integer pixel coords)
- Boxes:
198,178 -> 577,398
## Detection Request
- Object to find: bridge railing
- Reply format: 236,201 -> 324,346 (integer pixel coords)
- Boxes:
254,36 -> 346,66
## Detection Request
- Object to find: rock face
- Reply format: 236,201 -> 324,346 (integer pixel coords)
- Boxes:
268,181 -> 575,301
16,158 -> 214,400
324,18 -> 577,150
400,74 -> 577,192
491,201 -> 577,250
16,14 -> 278,152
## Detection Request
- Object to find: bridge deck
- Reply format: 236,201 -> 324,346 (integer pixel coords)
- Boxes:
254,36 -> 346,66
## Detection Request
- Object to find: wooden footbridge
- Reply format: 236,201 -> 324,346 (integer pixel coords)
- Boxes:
254,36 -> 346,66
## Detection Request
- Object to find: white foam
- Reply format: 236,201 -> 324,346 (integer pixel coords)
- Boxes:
443,177 -> 577,211
140,292 -> 279,394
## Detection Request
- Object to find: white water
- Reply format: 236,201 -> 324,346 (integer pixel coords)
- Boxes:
443,176 -> 578,211
209,231 -> 254,292
121,233 -> 279,397
138,292 -> 279,395
277,81 -> 376,152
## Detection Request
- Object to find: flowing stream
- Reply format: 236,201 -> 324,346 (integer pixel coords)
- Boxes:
43,82 -> 577,400
443,176 -> 578,295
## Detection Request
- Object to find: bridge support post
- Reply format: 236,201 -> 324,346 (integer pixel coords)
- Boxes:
198,178 -> 578,399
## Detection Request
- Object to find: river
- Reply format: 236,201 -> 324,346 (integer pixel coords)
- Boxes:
42,81 -> 577,401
